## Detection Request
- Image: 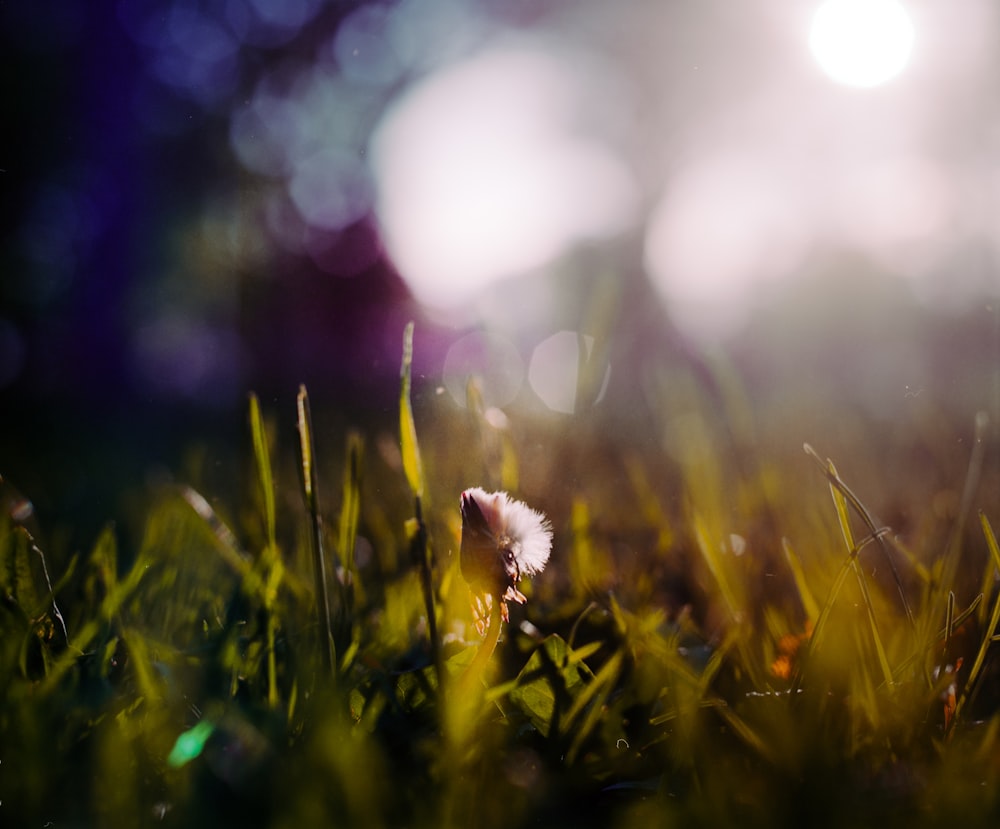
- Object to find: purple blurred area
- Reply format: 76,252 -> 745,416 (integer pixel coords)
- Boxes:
0,1 -> 414,540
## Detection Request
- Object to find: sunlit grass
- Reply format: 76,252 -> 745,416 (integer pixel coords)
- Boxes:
1,323 -> 998,828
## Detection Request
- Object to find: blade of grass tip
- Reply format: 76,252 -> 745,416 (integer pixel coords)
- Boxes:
823,458 -> 893,688
297,385 -> 335,676
399,321 -> 425,500
804,444 -> 915,628
953,513 -> 1000,726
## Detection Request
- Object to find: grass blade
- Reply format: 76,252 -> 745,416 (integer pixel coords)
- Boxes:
565,650 -> 624,763
399,322 -> 439,687
297,385 -> 335,676
338,432 -> 364,590
249,393 -> 277,551
804,444 -> 914,627
953,513 -> 1000,726
399,321 -> 425,500
782,537 -> 820,623
823,456 -> 894,688
248,393 -> 281,709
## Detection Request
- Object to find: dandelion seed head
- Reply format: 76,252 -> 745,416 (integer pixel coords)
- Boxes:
460,487 -> 553,628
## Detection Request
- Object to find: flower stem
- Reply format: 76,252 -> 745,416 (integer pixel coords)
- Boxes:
457,597 -> 503,699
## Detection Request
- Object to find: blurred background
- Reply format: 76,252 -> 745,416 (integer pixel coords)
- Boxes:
1,0 -> 998,551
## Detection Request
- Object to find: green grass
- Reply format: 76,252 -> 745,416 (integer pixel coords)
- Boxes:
1,324 -> 998,828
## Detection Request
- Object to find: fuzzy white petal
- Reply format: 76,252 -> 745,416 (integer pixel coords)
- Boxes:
462,487 -> 553,576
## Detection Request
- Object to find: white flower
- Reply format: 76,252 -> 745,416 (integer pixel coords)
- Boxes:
459,487 -> 553,625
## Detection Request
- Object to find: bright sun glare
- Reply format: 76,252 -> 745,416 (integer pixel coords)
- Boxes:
810,0 -> 915,88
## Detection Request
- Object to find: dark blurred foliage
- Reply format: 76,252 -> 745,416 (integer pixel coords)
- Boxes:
0,1 -> 418,552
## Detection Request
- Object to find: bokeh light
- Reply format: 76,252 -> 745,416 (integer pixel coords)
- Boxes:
5,0 -> 999,426
809,0 -> 915,88
528,331 -> 610,415
442,331 -> 525,409
644,154 -> 809,341
288,149 -> 373,232
833,156 -> 955,271
328,4 -> 403,87
132,315 -> 246,406
370,42 -> 639,312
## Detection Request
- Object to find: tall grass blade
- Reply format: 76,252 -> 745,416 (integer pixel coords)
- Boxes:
399,323 -> 439,686
692,511 -> 742,627
804,444 -> 914,627
248,393 -> 281,708
297,385 -> 335,675
399,321 -> 425,500
823,456 -> 894,688
249,393 -> 277,551
338,432 -> 364,589
692,512 -> 764,685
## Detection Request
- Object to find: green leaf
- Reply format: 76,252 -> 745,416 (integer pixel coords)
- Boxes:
509,634 -> 594,738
